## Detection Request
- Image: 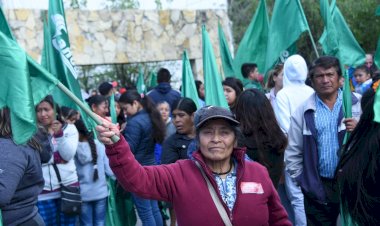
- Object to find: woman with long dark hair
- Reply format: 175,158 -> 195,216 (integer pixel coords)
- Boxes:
0,108 -> 45,226
336,80 -> 380,225
235,89 -> 288,188
222,77 -> 243,114
74,119 -> 114,226
35,95 -> 80,225
119,90 -> 165,226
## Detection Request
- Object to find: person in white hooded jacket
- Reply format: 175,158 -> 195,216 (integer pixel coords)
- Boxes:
274,54 -> 314,226
36,96 -> 80,226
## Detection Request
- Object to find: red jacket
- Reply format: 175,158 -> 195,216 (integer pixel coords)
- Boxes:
106,137 -> 291,226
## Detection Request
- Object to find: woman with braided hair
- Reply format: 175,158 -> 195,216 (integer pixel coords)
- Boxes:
74,118 -> 114,226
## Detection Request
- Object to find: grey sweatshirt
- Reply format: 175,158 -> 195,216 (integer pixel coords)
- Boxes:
0,138 -> 44,226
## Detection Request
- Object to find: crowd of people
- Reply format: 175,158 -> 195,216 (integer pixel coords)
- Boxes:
1,53 -> 380,226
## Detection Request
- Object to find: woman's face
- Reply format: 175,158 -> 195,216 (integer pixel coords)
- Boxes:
92,101 -> 109,118
273,70 -> 284,89
199,119 -> 236,162
157,102 -> 170,122
120,101 -> 139,117
115,102 -> 121,116
199,84 -> 205,99
36,101 -> 55,126
172,109 -> 194,135
223,85 -> 237,106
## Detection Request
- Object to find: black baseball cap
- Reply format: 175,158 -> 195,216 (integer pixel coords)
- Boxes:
195,106 -> 239,129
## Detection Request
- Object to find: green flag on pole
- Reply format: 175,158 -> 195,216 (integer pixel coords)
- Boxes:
319,0 -> 365,67
202,25 -> 228,108
136,66 -> 146,94
265,0 -> 310,74
234,0 -> 269,82
181,50 -> 200,109
43,0 -> 92,130
0,8 -> 58,144
218,22 -> 235,78
109,93 -> 117,124
148,71 -> 157,89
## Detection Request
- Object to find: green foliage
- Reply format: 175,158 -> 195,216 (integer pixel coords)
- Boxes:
70,0 -> 87,9
229,0 -> 380,63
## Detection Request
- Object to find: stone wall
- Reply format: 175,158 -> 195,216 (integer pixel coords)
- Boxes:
4,9 -> 233,77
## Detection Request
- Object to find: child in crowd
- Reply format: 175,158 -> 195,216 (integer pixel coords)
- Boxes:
354,65 -> 372,94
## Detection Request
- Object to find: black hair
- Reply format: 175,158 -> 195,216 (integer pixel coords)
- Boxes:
235,89 -> 287,166
222,77 -> 243,97
119,90 -> 166,143
354,64 -> 371,75
241,63 -> 257,78
74,118 -> 99,181
309,56 -> 342,78
172,98 -> 197,115
157,68 -> 171,83
61,106 -> 78,121
86,95 -> 107,108
336,87 -> 380,225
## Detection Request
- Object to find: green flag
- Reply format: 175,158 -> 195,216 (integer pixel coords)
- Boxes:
265,0 -> 309,74
234,0 -> 269,81
109,93 -> 117,124
342,69 -> 352,143
202,25 -> 228,108
218,22 -> 235,78
376,5 -> 380,16
0,8 -> 58,144
43,0 -> 92,130
319,0 -> 365,67
136,66 -> 146,94
148,71 -> 157,88
375,9 -> 380,68
181,50 -> 200,109
375,81 -> 380,123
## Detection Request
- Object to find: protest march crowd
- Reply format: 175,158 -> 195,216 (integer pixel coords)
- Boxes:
1,0 -> 380,226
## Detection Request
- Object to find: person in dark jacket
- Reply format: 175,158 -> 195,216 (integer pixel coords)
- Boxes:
160,97 -> 197,226
118,90 -> 166,226
0,108 -> 45,226
147,68 -> 181,110
161,98 -> 197,165
235,89 -> 288,188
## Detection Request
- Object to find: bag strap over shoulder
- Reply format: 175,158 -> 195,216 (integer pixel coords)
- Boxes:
52,163 -> 62,184
194,161 -> 233,226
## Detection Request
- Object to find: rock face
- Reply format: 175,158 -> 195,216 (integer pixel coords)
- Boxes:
4,9 -> 233,78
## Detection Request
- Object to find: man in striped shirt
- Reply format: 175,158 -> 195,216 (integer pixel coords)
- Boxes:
286,56 -> 362,226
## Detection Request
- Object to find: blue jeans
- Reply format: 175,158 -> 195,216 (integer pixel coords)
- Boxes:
79,198 -> 107,226
284,170 -> 307,226
131,193 -> 163,226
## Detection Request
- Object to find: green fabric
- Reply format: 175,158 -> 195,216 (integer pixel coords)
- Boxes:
181,50 -> 200,109
265,0 -> 309,74
106,178 -> 137,226
202,25 -> 228,108
0,209 -> 2,226
148,71 -> 157,89
109,93 -> 117,124
244,81 -> 264,92
136,66 -> 146,94
319,0 -> 365,67
218,22 -> 235,78
42,0 -> 92,131
0,8 -> 57,145
234,0 -> 269,81
376,5 -> 380,16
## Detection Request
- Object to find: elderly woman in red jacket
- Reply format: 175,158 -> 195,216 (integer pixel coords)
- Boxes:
96,106 -> 291,226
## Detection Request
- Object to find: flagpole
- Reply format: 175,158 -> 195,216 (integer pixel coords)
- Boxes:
56,82 -> 120,142
296,0 -> 320,58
